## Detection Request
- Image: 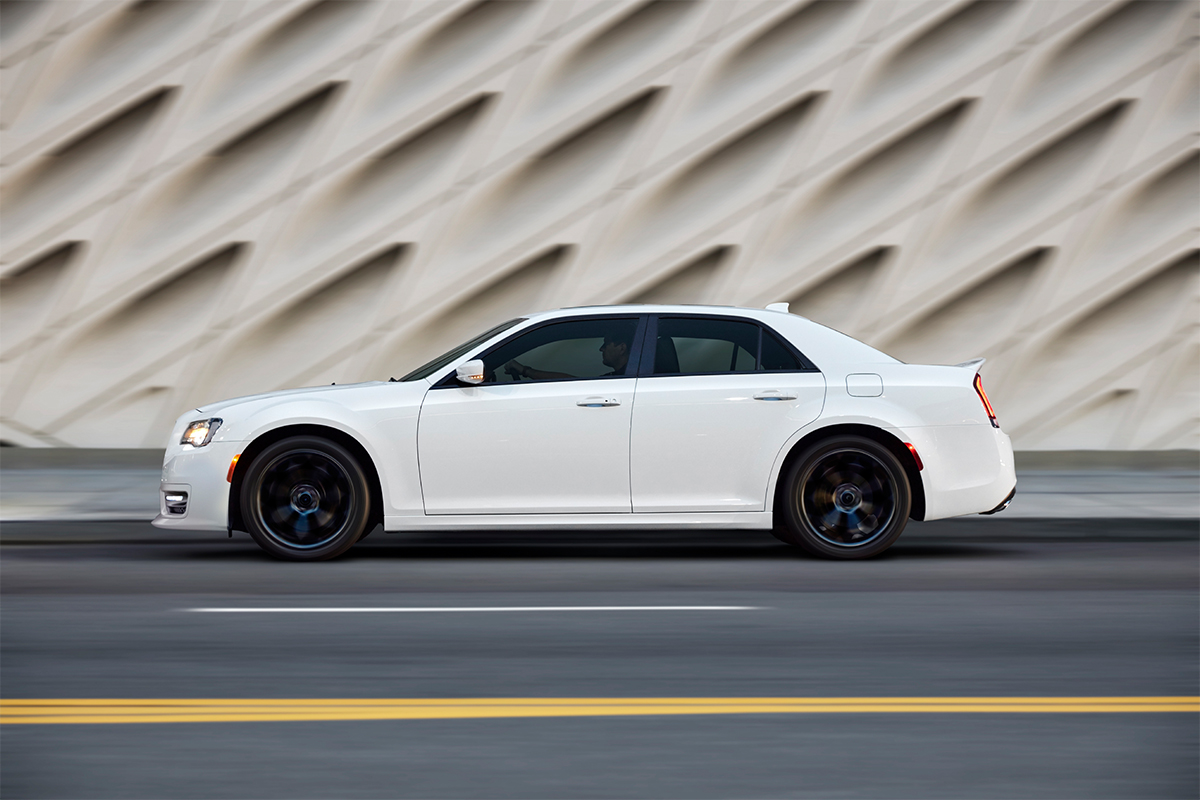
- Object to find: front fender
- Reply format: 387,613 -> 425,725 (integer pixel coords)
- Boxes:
237,401 -> 377,449
231,399 -> 421,518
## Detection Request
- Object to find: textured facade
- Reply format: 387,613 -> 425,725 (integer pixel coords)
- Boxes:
0,0 -> 1197,450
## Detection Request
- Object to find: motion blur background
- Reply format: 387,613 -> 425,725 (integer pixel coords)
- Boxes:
1,0 -> 1197,451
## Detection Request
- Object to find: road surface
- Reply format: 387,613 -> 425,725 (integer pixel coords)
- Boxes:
2,521 -> 1197,799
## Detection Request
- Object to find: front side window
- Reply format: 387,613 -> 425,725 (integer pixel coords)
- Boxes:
479,317 -> 640,383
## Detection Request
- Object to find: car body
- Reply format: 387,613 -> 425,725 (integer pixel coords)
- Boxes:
153,304 -> 1015,559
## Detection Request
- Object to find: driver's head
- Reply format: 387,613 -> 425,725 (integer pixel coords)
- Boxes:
599,328 -> 632,370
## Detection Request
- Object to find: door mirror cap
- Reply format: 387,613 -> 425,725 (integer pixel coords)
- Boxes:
456,360 -> 485,385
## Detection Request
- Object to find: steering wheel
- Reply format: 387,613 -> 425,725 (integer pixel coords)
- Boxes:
504,363 -> 523,382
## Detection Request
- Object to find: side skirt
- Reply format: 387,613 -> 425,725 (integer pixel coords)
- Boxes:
384,512 -> 774,532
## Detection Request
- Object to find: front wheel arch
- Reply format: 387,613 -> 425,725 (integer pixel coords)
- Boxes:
771,423 -> 925,525
228,424 -> 384,535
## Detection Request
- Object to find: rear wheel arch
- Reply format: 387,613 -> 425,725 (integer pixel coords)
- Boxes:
771,423 -> 926,523
228,424 -> 384,534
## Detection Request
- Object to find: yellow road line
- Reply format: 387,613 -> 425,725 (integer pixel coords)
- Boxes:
2,697 -> 1197,724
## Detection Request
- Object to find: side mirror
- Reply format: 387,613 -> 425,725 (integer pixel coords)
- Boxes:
456,360 -> 485,385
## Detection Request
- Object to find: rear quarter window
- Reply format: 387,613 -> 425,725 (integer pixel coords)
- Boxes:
761,328 -> 806,371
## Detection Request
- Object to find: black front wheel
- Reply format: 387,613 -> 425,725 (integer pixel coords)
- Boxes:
775,435 -> 911,559
241,436 -> 370,561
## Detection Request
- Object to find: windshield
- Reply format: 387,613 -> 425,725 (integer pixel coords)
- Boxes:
397,318 -> 526,382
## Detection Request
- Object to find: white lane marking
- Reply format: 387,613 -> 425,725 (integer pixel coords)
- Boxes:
186,606 -> 761,613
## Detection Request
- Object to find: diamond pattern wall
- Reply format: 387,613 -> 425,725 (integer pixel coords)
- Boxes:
1,0 -> 1197,449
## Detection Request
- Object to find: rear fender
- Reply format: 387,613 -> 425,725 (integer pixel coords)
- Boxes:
766,416 -> 927,522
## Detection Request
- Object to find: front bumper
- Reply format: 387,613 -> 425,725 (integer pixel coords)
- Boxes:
150,441 -> 240,531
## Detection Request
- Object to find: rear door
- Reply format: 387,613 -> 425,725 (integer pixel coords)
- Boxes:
629,315 -> 825,513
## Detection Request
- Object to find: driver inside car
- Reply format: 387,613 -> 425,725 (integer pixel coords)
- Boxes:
504,329 -> 631,381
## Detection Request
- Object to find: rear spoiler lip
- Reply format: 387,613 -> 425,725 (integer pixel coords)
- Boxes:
954,357 -> 986,372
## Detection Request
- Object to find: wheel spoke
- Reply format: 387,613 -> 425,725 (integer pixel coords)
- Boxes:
254,448 -> 355,550
799,447 -> 897,548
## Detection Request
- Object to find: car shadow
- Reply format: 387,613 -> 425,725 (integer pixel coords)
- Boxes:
161,527 -> 1015,562
1,521 -> 1034,562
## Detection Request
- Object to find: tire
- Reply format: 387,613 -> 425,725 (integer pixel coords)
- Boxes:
240,436 -> 371,561
774,435 -> 911,559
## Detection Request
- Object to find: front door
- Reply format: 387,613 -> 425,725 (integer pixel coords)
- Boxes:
417,316 -> 645,515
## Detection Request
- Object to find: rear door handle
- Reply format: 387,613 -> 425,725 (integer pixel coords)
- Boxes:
578,397 -> 620,407
753,390 -> 797,401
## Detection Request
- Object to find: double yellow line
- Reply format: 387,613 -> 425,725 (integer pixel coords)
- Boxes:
3,697 -> 1197,724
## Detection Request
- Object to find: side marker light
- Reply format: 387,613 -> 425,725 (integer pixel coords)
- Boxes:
904,443 -> 923,471
227,454 -> 240,483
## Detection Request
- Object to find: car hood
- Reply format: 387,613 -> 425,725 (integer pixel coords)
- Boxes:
195,381 -> 389,415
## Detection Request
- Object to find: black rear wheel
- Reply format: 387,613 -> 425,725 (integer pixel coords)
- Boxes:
241,436 -> 370,561
775,435 -> 910,559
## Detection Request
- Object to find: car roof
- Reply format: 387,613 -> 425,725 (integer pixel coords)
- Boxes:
527,304 -> 787,321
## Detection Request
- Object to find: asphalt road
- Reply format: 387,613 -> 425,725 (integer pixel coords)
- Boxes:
2,521 -> 1197,799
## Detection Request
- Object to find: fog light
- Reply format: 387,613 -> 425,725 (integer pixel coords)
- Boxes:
164,492 -> 188,515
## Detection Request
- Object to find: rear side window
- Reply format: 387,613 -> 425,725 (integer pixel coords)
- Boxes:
650,316 -> 816,376
654,318 -> 760,375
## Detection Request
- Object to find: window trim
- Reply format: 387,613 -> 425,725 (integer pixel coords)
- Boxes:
639,314 -> 820,378
432,314 -> 650,388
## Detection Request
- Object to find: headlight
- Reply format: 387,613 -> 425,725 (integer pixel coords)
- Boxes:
181,418 -> 222,447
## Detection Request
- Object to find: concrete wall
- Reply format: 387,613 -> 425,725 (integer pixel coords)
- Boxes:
1,0 -> 1197,450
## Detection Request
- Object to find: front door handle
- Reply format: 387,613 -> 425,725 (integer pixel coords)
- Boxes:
753,390 -> 797,401
578,397 -> 620,407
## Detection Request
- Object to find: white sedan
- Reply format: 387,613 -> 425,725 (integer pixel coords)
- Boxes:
153,304 -> 1015,560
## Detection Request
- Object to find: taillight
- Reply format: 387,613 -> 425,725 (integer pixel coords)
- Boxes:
974,373 -> 998,429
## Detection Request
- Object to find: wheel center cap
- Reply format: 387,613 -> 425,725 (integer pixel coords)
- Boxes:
833,483 -> 862,512
290,484 -> 320,513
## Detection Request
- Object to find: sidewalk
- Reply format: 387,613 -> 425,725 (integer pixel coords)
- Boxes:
1,449 -> 1196,522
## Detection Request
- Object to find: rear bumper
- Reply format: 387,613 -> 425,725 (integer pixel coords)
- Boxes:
981,486 -> 1017,515
901,423 -> 1016,521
